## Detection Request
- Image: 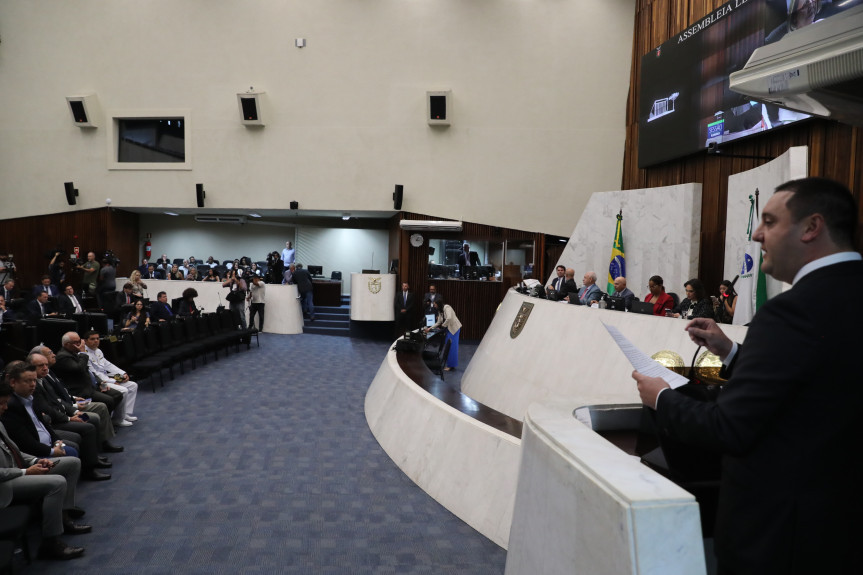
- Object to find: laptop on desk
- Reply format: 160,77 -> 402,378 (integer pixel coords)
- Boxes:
630,301 -> 654,315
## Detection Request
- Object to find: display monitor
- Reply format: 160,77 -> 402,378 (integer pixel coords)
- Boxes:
307,265 -> 323,277
637,0 -> 837,168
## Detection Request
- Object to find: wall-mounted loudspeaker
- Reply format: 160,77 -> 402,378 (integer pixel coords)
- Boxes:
64,182 -> 78,206
196,184 -> 206,208
427,90 -> 451,126
393,184 -> 403,210
290,201 -> 299,210
65,94 -> 101,128
237,91 -> 266,126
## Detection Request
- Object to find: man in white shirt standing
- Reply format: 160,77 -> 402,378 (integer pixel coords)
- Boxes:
281,241 -> 295,267
82,331 -> 139,427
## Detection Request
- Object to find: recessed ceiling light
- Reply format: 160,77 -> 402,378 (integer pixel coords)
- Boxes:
164,211 -> 179,216
342,213 -> 351,220
248,213 -> 262,218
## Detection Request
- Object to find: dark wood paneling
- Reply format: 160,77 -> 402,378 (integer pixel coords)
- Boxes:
0,208 -> 140,293
390,213 -> 545,340
625,0 -> 863,291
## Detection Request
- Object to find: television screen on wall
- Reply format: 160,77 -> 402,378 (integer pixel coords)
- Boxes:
637,0 -> 862,168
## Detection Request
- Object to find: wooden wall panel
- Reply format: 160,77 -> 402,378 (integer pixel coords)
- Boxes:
0,208 -> 139,293
391,212 -> 545,340
625,0 -> 863,294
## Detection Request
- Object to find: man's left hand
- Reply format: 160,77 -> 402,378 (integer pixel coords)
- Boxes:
632,370 -> 670,410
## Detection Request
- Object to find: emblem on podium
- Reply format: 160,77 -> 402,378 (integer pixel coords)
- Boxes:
510,302 -> 534,339
367,277 -> 382,294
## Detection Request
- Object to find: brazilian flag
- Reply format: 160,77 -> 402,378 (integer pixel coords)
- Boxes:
607,212 -> 625,294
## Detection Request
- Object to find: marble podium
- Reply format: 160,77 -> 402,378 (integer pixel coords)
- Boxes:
349,273 -> 396,321
365,288 -> 748,568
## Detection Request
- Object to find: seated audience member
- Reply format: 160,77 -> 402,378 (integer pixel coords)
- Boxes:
150,291 -> 174,322
137,258 -> 149,277
545,265 -> 566,299
128,270 -> 147,299
148,264 -> 163,280
26,291 -> 59,322
671,278 -> 714,319
206,256 -> 217,268
178,260 -> 191,276
121,300 -> 150,332
558,268 -> 579,301
188,256 -> 198,267
423,284 -> 444,314
714,279 -> 738,324
57,285 -> 85,316
169,264 -> 185,280
116,283 -> 138,308
31,345 -> 122,453
0,379 -> 90,560
596,276 -> 635,310
0,295 -> 16,323
185,267 -> 199,281
83,331 -> 139,425
564,270 -> 600,305
155,254 -> 170,270
13,356 -> 111,481
53,332 -> 127,426
202,268 -> 220,282
1,279 -> 17,302
644,275 -> 675,316
177,288 -> 199,318
32,275 -> 60,299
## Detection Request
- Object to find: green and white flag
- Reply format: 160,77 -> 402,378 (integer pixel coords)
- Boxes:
733,193 -> 768,325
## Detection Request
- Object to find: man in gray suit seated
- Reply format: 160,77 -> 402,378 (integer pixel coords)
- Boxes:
0,367 -> 90,560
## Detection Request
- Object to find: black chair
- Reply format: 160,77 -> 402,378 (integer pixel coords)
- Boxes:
36,318 -> 78,353
330,271 -> 342,280
430,339 -> 452,380
669,292 -> 681,309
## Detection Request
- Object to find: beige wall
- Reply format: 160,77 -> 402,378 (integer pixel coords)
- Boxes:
0,0 -> 635,236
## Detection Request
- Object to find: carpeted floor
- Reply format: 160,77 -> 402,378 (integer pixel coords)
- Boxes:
23,333 -> 504,574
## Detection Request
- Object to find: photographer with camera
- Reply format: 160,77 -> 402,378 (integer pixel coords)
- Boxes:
76,252 -> 99,297
222,269 -> 248,329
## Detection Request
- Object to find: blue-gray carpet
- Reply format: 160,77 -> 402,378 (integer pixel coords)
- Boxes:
25,333 -> 504,574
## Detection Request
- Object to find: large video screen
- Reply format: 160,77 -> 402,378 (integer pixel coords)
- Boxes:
638,0 -> 863,168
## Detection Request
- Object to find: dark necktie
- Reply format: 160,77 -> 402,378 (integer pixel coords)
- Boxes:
0,432 -> 25,469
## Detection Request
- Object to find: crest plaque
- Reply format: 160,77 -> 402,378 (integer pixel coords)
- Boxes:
510,302 -> 534,338
367,276 -> 382,294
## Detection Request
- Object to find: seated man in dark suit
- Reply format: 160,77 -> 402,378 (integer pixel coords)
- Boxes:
149,291 -> 174,322
148,264 -> 164,280
52,333 -> 125,426
26,291 -> 59,322
545,265 -> 567,299
3,359 -> 109,482
594,276 -> 635,310
557,268 -> 579,301
0,378 -> 90,560
56,285 -> 85,316
0,295 -> 17,323
32,275 -> 60,300
115,283 -> 138,308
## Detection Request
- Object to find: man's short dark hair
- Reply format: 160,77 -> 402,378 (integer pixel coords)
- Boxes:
123,282 -> 133,290
556,265 -> 565,271
778,177 -> 857,248
5,361 -> 35,383
157,291 -> 166,299
84,329 -> 99,339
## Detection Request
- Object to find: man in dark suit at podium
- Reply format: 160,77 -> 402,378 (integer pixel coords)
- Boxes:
423,285 -> 444,315
634,178 -> 863,575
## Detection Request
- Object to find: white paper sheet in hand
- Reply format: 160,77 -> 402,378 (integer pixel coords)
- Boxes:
601,321 -> 690,389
